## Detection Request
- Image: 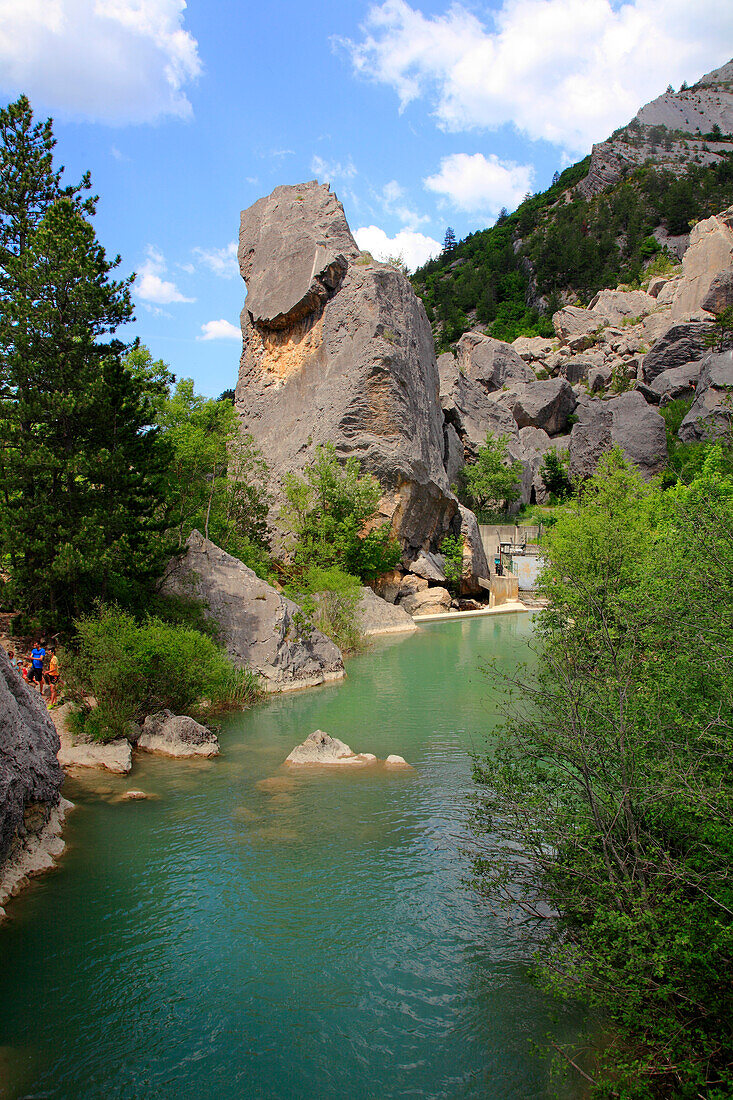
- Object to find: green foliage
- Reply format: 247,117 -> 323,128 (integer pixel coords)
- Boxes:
283,443 -> 400,583
703,304 -> 733,351
156,373 -> 272,574
0,192 -> 172,630
539,449 -> 572,501
472,448 -> 733,1096
65,605 -> 261,742
458,433 -> 523,517
285,565 -> 363,652
440,535 -> 464,596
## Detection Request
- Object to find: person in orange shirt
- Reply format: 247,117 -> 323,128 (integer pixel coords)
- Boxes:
46,648 -> 60,708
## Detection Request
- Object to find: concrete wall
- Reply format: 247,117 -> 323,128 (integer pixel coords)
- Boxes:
479,573 -> 519,606
510,555 -> 546,591
479,524 -> 540,565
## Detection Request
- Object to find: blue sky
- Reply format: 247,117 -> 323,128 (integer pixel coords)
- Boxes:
2,0 -> 732,397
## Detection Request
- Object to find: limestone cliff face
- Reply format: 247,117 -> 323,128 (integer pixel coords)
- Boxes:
235,181 -> 455,556
578,58 -> 733,200
0,648 -> 63,876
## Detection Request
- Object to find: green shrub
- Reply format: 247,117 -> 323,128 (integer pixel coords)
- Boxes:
64,605 -> 260,741
285,565 -> 363,652
440,535 -> 464,596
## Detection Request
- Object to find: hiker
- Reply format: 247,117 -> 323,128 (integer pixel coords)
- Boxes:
28,641 -> 45,691
46,648 -> 60,707
7,648 -> 21,671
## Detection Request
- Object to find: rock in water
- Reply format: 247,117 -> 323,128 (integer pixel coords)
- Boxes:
235,180 -> 455,554
0,647 -> 66,913
285,730 -> 370,765
160,530 -> 344,692
138,711 -> 220,758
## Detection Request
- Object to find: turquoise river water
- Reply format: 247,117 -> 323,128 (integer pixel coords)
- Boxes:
0,614 -> 585,1099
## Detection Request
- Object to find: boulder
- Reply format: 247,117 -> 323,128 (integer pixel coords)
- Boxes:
678,351 -> 733,442
456,503 -> 491,595
569,391 -> 667,481
701,267 -> 733,315
671,207 -> 733,320
511,335 -> 555,362
409,551 -> 446,583
0,648 -> 66,914
357,587 -> 417,635
58,736 -> 132,774
137,711 -> 220,758
587,289 -> 656,326
647,277 -> 673,298
553,305 -> 605,346
655,277 -> 683,306
398,574 -> 428,598
236,181 -> 455,557
439,354 -> 518,456
588,364 -> 612,393
641,322 -> 712,382
0,649 -> 64,865
503,378 -> 577,435
648,361 -> 702,405
455,332 -> 535,391
560,357 -> 591,384
160,531 -> 344,692
399,586 -> 452,616
285,730 -> 377,766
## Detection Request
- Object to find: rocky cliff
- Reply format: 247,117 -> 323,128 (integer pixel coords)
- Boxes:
579,59 -> 733,200
235,181 -> 455,557
0,647 -> 67,915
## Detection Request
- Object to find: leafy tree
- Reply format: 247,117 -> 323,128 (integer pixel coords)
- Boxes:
472,449 -> 733,1096
0,199 -> 171,629
540,449 -> 572,501
283,443 -> 400,583
459,433 -> 523,516
440,534 -> 464,596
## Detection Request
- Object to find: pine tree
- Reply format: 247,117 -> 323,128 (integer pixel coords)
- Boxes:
552,170 -> 561,186
0,114 -> 171,629
443,226 -> 457,253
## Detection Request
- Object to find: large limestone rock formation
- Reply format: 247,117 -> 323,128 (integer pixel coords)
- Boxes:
438,352 -> 517,457
235,181 -> 455,555
160,530 -> 344,692
455,331 -> 535,389
642,323 -> 712,382
500,377 -> 577,435
671,207 -> 733,320
0,648 -> 66,915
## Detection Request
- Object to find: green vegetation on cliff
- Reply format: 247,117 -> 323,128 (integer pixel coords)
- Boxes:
473,449 -> 733,1097
412,153 -> 733,350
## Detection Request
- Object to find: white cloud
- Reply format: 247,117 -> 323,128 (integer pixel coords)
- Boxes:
425,152 -> 534,214
199,319 -> 242,341
136,246 -> 195,305
354,225 -> 441,272
378,179 -> 431,228
0,0 -> 201,124
343,0 -> 733,153
194,241 -> 239,278
311,155 -> 357,183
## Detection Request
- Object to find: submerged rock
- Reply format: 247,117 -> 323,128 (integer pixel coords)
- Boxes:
138,711 -> 220,758
285,730 -> 373,766
160,530 -> 344,692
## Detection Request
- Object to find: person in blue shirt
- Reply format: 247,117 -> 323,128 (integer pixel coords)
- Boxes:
28,642 -> 45,691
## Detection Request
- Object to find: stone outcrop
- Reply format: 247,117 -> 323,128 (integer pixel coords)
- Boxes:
137,711 -> 220,758
642,323 -> 712,382
455,332 -> 535,389
569,391 -> 667,481
701,267 -> 733,315
645,362 -> 702,405
587,289 -> 656,326
457,503 -> 490,596
0,648 -> 66,916
671,208 -> 733,320
438,352 -> 518,457
399,586 -> 452,616
357,587 -> 417,635
160,530 -> 344,692
235,181 -> 455,556
502,377 -> 576,435
553,305 -> 605,345
678,351 -> 733,442
409,551 -> 446,583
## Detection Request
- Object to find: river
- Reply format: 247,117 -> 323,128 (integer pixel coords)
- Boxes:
0,614 -> 585,1099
